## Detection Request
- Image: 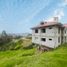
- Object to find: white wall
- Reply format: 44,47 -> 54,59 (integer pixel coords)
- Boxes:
63,28 -> 67,43
32,26 -> 62,48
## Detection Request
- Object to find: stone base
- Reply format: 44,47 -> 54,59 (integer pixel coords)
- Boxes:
37,45 -> 53,52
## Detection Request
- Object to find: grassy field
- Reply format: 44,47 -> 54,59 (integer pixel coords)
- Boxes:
0,39 -> 67,67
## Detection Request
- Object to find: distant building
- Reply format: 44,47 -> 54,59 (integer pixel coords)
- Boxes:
31,17 -> 67,48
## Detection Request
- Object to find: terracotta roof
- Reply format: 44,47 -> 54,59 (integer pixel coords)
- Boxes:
31,21 -> 62,29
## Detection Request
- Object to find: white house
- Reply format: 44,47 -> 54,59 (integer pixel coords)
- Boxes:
31,17 -> 67,49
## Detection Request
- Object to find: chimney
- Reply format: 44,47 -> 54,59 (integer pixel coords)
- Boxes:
53,17 -> 58,22
40,21 -> 44,25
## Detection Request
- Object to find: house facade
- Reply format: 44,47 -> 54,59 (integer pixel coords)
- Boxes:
31,17 -> 67,48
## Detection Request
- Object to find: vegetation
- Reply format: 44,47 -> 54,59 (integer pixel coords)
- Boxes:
0,31 -> 12,45
0,38 -> 67,67
0,31 -> 24,50
0,31 -> 67,67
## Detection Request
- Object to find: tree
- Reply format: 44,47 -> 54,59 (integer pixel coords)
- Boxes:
1,30 -> 7,37
0,30 -> 12,45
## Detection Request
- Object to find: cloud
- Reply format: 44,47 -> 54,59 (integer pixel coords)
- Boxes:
53,0 -> 67,20
46,9 -> 64,22
54,9 -> 64,20
46,17 -> 54,21
63,0 -> 67,6
59,0 -> 67,8
47,0 -> 67,21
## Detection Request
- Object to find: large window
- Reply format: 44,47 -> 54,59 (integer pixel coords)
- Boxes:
41,28 -> 46,33
58,37 -> 60,43
58,28 -> 60,34
65,30 -> 66,34
35,37 -> 38,40
65,36 -> 66,42
41,38 -> 46,42
35,29 -> 38,33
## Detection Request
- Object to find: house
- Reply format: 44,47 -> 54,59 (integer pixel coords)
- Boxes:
31,17 -> 67,49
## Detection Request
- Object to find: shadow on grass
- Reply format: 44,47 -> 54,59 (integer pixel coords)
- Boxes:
23,43 -> 35,50
22,53 -> 34,56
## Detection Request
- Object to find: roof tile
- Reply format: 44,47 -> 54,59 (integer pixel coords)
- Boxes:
31,21 -> 62,29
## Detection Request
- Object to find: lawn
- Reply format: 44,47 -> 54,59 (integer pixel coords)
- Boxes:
0,42 -> 67,67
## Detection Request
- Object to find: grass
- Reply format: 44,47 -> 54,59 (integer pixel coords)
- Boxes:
0,40 -> 67,67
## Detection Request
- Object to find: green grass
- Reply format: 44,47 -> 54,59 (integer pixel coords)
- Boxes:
0,42 -> 67,67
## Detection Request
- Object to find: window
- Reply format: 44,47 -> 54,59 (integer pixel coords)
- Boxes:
41,28 -> 46,33
65,30 -> 66,33
35,37 -> 38,40
65,36 -> 66,42
58,28 -> 60,34
41,38 -> 46,42
49,27 -> 52,29
49,39 -> 52,41
40,22 -> 44,25
35,29 -> 38,33
58,37 -> 60,43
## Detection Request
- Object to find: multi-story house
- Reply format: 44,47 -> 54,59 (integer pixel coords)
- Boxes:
31,17 -> 67,49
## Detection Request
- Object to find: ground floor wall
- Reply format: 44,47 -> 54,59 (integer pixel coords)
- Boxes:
63,36 -> 67,43
32,35 -> 62,48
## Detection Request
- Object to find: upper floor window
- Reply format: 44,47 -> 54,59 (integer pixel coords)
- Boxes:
35,29 -> 38,33
58,28 -> 60,34
41,28 -> 46,33
58,37 -> 60,43
65,30 -> 66,33
41,38 -> 46,42
49,27 -> 52,29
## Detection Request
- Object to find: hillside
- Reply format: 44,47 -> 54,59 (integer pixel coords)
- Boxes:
0,39 -> 67,67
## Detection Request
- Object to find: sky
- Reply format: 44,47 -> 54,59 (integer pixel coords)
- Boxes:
0,0 -> 67,33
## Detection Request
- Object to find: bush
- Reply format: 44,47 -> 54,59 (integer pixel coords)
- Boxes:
0,39 -> 23,51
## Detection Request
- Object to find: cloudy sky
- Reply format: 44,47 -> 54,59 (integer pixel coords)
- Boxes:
0,0 -> 67,33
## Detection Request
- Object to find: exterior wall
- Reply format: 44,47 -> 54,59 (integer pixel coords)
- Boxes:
32,35 -> 40,44
32,26 -> 62,48
63,28 -> 67,43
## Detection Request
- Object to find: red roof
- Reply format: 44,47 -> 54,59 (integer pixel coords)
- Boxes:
31,21 -> 62,29
63,24 -> 67,28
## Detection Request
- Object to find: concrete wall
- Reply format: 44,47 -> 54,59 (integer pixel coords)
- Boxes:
32,26 -> 63,48
63,28 -> 67,43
